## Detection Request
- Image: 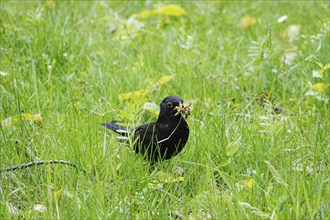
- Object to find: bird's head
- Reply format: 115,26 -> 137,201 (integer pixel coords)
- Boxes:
159,96 -> 191,119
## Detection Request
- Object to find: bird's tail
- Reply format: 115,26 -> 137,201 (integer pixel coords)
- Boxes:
102,120 -> 130,136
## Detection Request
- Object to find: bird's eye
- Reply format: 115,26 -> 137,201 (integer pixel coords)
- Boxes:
166,101 -> 173,108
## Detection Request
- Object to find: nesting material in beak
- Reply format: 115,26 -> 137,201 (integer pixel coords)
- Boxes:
175,101 -> 192,118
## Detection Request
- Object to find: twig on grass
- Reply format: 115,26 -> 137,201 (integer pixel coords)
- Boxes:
0,160 -> 87,173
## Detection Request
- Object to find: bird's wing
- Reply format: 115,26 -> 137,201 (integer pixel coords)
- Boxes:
132,123 -> 158,156
102,120 -> 130,136
133,123 -> 158,145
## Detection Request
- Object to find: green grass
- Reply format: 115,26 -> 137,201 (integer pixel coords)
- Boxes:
1,1 -> 329,219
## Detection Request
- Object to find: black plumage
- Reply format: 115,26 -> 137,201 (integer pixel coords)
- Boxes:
102,96 -> 190,163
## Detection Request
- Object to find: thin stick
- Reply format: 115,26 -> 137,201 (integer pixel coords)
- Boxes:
157,117 -> 183,144
0,160 -> 87,173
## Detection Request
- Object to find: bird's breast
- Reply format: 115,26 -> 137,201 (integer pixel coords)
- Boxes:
156,119 -> 189,144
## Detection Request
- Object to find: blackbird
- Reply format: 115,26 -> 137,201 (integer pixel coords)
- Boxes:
102,96 -> 190,163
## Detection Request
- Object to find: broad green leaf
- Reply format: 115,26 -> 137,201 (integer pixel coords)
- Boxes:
319,63 -> 330,74
156,171 -> 185,183
313,62 -> 329,75
238,16 -> 256,28
147,171 -> 184,189
135,10 -> 155,19
45,0 -> 55,9
2,114 -> 43,127
236,178 -> 256,190
323,64 -> 330,70
112,16 -> 143,41
218,158 -> 231,168
21,113 -> 43,121
157,75 -> 174,85
313,83 -> 327,93
116,163 -> 122,171
55,189 -> 64,202
226,138 -> 241,156
118,89 -> 147,100
135,5 -> 185,19
244,178 -> 256,189
315,61 -> 324,69
154,5 -> 186,17
119,110 -> 133,121
126,101 -> 137,112
289,97 -> 298,102
143,102 -> 159,116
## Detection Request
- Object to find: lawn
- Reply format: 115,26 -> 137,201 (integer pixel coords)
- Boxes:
1,1 -> 329,219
